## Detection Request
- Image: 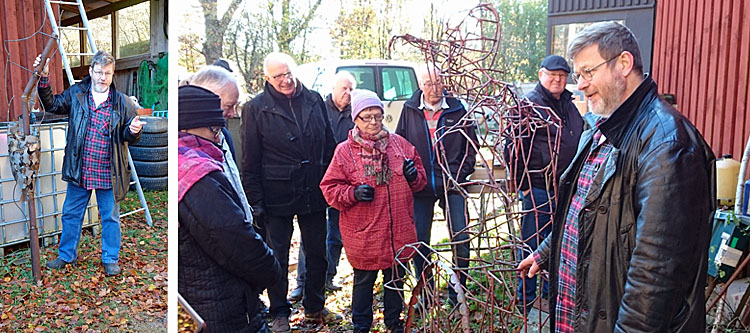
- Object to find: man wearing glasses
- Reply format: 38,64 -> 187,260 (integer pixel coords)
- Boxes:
396,63 -> 477,307
514,55 -> 583,313
241,52 -> 340,333
518,21 -> 714,331
34,50 -> 144,276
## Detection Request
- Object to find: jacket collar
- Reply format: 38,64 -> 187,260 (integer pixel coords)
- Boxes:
404,89 -> 464,114
598,75 -> 656,148
534,82 -> 573,104
325,94 -> 351,119
260,80 -> 315,127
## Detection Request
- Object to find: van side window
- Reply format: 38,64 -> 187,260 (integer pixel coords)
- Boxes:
338,66 -> 377,93
382,67 -> 418,101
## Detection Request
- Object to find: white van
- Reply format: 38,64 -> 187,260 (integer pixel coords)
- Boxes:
295,60 -> 419,129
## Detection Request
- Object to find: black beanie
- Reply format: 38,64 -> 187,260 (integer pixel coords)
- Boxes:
178,85 -> 226,130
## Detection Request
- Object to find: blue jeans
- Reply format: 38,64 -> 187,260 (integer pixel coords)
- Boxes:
58,182 -> 120,263
352,266 -> 405,331
296,207 -> 343,287
517,186 -> 554,302
265,211 -> 327,318
412,193 -> 469,304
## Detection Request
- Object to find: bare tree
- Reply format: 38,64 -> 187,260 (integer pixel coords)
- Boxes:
199,0 -> 243,64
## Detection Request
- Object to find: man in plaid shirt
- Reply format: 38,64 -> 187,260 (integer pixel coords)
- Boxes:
518,22 -> 714,332
34,51 -> 145,276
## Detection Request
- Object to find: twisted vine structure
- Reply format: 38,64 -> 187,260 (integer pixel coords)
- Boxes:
387,4 -> 562,332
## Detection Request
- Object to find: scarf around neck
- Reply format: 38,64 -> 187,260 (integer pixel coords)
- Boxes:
349,127 -> 391,185
178,132 -> 224,202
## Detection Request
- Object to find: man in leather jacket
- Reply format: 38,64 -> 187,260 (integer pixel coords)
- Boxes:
518,21 -> 714,332
241,52 -> 340,333
35,51 -> 143,276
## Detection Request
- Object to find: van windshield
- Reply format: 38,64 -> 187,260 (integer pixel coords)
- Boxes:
338,65 -> 417,101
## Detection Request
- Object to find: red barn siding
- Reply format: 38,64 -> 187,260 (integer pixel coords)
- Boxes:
0,0 -> 64,122
653,0 -> 750,159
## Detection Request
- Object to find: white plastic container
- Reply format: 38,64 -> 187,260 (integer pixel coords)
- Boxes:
0,122 -> 99,248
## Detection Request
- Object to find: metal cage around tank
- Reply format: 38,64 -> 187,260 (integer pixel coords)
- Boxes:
0,121 -> 99,249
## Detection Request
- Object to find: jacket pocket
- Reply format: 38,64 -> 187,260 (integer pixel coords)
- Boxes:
619,222 -> 635,268
262,165 -> 297,208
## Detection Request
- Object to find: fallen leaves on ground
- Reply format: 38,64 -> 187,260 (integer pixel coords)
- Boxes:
0,190 -> 168,332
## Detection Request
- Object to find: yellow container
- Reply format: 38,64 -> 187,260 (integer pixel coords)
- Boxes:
717,154 -> 741,206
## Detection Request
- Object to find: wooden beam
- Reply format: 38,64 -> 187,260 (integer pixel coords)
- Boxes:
61,0 -> 146,26
60,4 -> 78,12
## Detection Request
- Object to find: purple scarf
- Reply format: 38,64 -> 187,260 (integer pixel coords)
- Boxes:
178,132 -> 224,202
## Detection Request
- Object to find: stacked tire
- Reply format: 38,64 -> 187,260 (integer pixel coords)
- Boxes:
129,116 -> 168,190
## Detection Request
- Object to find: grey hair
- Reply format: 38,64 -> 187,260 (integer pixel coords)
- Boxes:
90,50 -> 115,68
417,63 -> 442,85
185,65 -> 238,93
332,70 -> 357,89
567,21 -> 643,75
263,52 -> 297,76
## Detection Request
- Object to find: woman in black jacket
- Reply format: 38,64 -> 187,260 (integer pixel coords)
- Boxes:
178,85 -> 281,332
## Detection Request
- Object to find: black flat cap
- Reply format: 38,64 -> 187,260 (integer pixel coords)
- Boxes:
541,55 -> 571,73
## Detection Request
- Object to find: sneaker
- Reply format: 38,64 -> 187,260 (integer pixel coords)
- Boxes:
46,258 -> 76,270
103,263 -> 121,276
270,316 -> 291,333
287,285 -> 303,302
325,280 -> 342,291
304,307 -> 343,324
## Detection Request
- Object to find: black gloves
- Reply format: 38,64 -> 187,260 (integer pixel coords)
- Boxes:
251,205 -> 265,226
403,159 -> 418,183
353,184 -> 375,202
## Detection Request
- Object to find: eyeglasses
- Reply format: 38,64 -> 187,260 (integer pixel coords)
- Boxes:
92,69 -> 113,78
571,53 -> 621,84
357,114 -> 384,122
422,80 -> 443,88
270,71 -> 293,81
542,69 -> 568,80
209,126 -> 222,136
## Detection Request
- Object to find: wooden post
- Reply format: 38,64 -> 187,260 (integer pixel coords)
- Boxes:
20,36 -> 57,283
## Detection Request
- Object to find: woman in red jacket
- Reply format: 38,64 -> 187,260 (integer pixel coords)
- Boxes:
320,89 -> 426,333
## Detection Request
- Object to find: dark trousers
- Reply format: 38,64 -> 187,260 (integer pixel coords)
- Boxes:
352,266 -> 406,331
517,186 -> 553,302
295,207 -> 343,287
264,211 -> 327,318
412,193 -> 470,304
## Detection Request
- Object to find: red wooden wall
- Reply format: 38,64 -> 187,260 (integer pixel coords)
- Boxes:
652,0 -> 750,159
0,0 -> 64,122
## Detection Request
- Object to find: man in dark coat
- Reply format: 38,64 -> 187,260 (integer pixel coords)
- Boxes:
241,52 -> 340,333
515,55 -> 583,312
178,85 -> 281,332
518,21 -> 714,332
290,71 -> 356,302
396,64 -> 477,306
35,51 -> 143,276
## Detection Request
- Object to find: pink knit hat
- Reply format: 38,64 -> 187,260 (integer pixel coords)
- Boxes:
350,89 -> 384,121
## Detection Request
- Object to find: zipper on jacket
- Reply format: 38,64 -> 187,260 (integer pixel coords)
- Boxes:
423,120 -> 437,196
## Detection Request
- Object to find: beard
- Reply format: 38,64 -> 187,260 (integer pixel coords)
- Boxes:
92,82 -> 109,93
589,75 -> 627,117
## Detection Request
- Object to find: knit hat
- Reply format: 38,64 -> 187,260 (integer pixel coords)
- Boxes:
350,89 -> 383,121
178,85 -> 226,130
